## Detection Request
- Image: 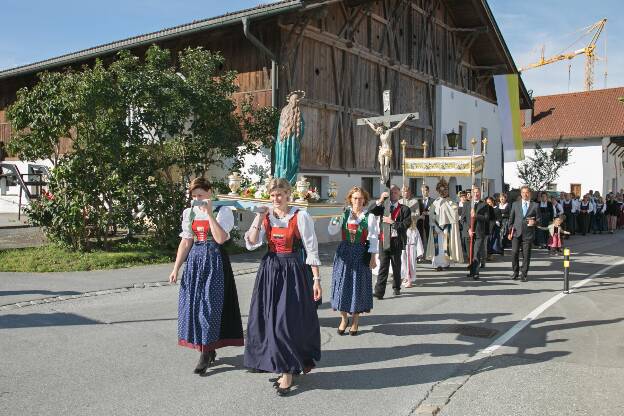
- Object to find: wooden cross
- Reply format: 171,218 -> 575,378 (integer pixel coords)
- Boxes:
356,90 -> 419,128
356,90 -> 419,250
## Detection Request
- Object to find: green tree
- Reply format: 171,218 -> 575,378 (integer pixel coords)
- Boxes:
516,139 -> 572,192
6,71 -> 76,166
8,45 -> 278,250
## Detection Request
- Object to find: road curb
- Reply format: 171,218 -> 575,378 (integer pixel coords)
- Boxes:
0,224 -> 31,230
0,266 -> 259,311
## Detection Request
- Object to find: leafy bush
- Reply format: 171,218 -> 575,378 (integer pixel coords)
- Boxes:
8,46 -> 278,250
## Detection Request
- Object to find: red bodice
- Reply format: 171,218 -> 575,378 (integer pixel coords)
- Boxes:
263,210 -> 301,253
192,220 -> 211,241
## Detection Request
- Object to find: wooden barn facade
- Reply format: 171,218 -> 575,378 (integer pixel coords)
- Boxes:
0,0 -> 531,196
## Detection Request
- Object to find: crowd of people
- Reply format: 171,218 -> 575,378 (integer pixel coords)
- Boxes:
167,176 -> 624,396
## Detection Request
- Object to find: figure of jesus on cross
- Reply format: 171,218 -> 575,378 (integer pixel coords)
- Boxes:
362,114 -> 415,188
357,90 -> 418,188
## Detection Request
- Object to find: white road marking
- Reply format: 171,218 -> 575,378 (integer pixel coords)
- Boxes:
474,258 -> 624,358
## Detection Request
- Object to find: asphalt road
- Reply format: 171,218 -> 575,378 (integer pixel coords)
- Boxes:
1,232 -> 623,416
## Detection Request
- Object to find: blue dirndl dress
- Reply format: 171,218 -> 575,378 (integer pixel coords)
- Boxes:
243,207 -> 321,374
177,207 -> 244,352
329,210 -> 378,314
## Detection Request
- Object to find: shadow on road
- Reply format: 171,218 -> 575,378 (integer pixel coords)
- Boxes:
0,312 -> 101,329
0,290 -> 81,298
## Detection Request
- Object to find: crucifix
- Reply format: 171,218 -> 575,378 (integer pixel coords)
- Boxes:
357,90 -> 419,188
357,89 -> 419,249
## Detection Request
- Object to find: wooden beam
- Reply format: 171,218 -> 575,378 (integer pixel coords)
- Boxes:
448,26 -> 488,33
279,22 -> 433,84
356,113 -> 419,125
302,98 -> 432,129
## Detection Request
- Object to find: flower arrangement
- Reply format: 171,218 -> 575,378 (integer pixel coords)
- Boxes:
292,187 -> 320,202
239,185 -> 256,198
254,188 -> 270,199
238,185 -> 270,200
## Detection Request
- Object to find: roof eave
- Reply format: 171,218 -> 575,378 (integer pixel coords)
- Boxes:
523,135 -> 613,142
0,0 -> 304,80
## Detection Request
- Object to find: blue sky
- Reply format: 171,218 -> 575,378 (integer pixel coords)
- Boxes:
1,0 -> 622,97
489,0 -> 622,96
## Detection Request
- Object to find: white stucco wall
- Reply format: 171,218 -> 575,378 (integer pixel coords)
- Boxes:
502,137 -> 624,196
435,85 -> 503,195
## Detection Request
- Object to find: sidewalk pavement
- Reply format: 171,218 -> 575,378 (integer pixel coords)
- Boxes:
0,241 -> 340,307
0,212 -> 29,229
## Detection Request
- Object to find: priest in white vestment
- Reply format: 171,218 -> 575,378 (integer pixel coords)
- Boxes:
426,178 -> 463,270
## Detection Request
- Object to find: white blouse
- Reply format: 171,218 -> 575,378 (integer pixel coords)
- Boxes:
244,206 -> 321,266
179,206 -> 235,240
327,209 -> 379,254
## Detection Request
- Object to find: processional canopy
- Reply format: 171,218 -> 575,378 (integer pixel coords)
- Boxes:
404,155 -> 484,177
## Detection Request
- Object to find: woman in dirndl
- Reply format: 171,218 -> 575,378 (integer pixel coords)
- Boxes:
244,178 -> 322,396
328,186 -> 379,336
169,177 -> 244,375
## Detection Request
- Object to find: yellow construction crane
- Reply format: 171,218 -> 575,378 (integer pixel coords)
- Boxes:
518,18 -> 607,91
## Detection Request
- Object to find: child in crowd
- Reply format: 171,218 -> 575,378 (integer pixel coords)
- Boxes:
538,216 -> 570,254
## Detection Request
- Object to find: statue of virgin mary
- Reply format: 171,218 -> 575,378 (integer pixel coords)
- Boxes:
274,90 -> 305,185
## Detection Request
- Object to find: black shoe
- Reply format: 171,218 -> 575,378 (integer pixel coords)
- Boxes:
393,289 -> 401,296
521,276 -> 528,282
435,266 -> 443,272
480,263 -> 486,269
276,380 -> 294,396
442,265 -> 450,270
510,273 -> 519,280
373,293 -> 384,300
194,350 -> 216,374
247,368 -> 269,373
349,327 -> 359,336
337,318 -> 350,335
472,274 -> 480,280
466,273 -> 474,278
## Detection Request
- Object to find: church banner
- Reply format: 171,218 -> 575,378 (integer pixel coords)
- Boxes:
494,74 -> 524,162
404,155 -> 484,177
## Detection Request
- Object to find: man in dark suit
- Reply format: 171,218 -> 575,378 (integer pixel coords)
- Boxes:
370,185 -> 412,299
461,186 -> 493,280
459,191 -> 471,264
508,185 -> 542,281
417,185 -> 435,249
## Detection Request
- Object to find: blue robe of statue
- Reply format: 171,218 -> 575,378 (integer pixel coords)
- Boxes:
274,116 -> 304,185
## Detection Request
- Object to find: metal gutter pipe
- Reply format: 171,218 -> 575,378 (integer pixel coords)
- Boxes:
241,16 -> 279,109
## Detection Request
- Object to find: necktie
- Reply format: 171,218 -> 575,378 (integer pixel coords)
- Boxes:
523,202 -> 528,217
